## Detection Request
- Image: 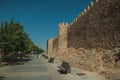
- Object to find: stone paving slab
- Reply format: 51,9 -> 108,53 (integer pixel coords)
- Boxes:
1,66 -> 48,72
24,61 -> 44,65
16,66 -> 47,72
43,60 -> 64,80
0,72 -> 50,77
0,55 -> 53,80
1,75 -> 53,80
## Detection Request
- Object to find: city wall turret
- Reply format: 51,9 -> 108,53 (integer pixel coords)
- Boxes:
58,22 -> 69,51
47,38 -> 54,54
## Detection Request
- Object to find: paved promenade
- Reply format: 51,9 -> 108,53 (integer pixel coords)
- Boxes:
0,55 -> 106,80
0,55 -> 60,80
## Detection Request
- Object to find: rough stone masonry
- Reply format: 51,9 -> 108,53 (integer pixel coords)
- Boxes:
47,0 -> 120,80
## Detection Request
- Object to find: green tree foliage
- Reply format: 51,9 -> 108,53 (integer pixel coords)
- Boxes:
0,19 -> 43,62
33,45 -> 43,54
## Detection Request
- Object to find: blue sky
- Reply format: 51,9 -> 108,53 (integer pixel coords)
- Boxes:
0,0 -> 93,50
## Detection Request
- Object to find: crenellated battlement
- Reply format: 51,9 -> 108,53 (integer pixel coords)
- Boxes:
68,0 -> 120,49
95,0 -> 99,3
70,0 -> 99,26
47,0 -> 120,79
59,22 -> 69,28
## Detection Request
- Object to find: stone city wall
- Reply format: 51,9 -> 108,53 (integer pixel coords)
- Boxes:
47,0 -> 120,80
68,0 -> 120,49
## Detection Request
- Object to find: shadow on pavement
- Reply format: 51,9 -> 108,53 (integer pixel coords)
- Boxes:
24,55 -> 34,58
57,70 -> 68,74
17,58 -> 32,62
76,73 -> 86,76
0,76 -> 5,80
9,57 -> 32,66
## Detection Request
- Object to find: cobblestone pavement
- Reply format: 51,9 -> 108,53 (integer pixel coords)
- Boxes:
0,55 -> 106,80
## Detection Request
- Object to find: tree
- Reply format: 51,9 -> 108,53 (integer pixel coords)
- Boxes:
0,19 -> 43,62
